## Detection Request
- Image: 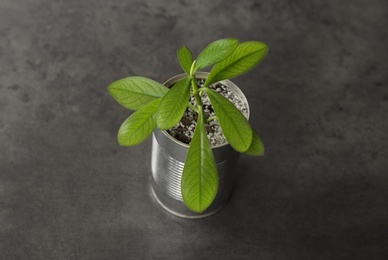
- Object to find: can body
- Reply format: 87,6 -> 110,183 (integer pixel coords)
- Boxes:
151,72 -> 250,218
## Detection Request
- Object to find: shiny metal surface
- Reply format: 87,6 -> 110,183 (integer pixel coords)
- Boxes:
151,72 -> 250,218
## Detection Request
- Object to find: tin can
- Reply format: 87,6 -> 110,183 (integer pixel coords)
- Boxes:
151,72 -> 250,218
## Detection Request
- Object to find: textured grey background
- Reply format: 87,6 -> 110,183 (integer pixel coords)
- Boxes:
1,0 -> 388,259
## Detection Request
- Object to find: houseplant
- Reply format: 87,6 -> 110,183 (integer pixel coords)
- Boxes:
108,38 -> 269,216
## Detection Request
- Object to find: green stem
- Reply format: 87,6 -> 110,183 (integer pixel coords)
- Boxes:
189,60 -> 206,123
191,79 -> 202,106
189,60 -> 197,77
188,103 -> 198,112
190,77 -> 207,123
207,116 -> 217,122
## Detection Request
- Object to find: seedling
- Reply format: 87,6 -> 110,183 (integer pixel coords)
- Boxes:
108,38 -> 269,213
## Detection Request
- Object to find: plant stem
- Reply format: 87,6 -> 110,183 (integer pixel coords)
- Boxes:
187,103 -> 198,112
207,116 -> 217,122
191,78 -> 202,106
189,60 -> 197,77
190,77 -> 207,123
189,61 -> 207,123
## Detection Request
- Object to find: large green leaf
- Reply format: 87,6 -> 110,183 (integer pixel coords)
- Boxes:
244,130 -> 265,156
156,77 -> 191,130
181,111 -> 218,213
204,88 -> 253,152
194,38 -> 239,71
108,76 -> 168,110
204,41 -> 269,87
117,98 -> 161,146
177,46 -> 193,75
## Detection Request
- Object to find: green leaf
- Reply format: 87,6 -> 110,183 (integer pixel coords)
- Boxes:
108,76 -> 168,110
204,88 -> 253,152
181,111 -> 218,213
194,38 -> 239,71
244,130 -> 264,156
157,77 -> 191,130
177,46 -> 193,75
117,98 -> 161,146
204,41 -> 269,87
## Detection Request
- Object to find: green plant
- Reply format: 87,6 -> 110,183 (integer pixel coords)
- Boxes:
108,38 -> 269,213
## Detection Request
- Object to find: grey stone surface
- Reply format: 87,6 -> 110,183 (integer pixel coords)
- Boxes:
1,0 -> 388,259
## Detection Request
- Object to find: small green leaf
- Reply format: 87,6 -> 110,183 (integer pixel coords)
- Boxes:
181,111 -> 218,213
117,98 -> 161,146
194,38 -> 239,71
177,46 -> 194,75
244,130 -> 264,156
157,77 -> 191,130
204,41 -> 269,87
204,88 -> 253,152
108,76 -> 168,110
